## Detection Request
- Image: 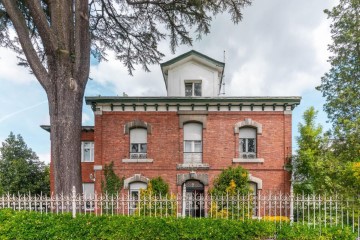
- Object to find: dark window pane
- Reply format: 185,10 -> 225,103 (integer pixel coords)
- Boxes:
131,144 -> 139,153
194,83 -> 202,96
185,83 -> 193,96
140,143 -> 147,153
248,138 -> 255,153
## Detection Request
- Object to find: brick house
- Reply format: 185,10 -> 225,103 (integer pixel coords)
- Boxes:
44,50 -> 300,215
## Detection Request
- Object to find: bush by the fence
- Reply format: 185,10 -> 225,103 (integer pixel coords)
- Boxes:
0,209 -> 356,240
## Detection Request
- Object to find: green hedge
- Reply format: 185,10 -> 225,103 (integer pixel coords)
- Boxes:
0,209 -> 356,240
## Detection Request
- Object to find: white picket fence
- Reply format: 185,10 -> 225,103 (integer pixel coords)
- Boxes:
0,189 -> 359,238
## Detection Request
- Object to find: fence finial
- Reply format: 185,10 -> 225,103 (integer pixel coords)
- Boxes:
72,186 -> 76,218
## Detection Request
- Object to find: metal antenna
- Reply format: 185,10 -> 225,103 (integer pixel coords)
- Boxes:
221,50 -> 226,95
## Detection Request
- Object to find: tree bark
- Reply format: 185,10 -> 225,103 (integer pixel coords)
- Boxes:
47,70 -> 84,196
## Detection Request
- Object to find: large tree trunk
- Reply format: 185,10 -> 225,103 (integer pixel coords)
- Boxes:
48,72 -> 84,196
2,0 -> 90,197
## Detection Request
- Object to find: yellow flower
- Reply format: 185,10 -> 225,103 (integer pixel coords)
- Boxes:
226,179 -> 237,195
263,216 -> 290,222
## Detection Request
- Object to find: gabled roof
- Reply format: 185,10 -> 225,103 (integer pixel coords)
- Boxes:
160,50 -> 225,89
160,50 -> 225,68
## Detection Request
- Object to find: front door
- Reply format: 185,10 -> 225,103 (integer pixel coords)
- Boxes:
184,180 -> 205,217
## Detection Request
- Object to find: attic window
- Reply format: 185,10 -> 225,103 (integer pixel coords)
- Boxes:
185,81 -> 202,97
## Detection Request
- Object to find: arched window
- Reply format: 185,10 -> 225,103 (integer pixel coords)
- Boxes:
183,123 -> 202,163
130,128 -> 147,159
239,127 -> 256,159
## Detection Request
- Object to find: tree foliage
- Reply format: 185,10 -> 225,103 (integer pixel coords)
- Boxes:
210,166 -> 250,196
0,0 -> 252,195
316,0 -> 360,162
292,107 -> 347,195
148,177 -> 169,196
136,177 -> 175,216
0,132 -> 50,195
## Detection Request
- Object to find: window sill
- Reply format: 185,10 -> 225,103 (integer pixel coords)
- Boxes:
232,158 -> 264,163
122,159 -> 153,163
177,163 -> 209,170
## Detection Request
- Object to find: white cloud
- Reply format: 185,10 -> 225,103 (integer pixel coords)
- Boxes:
229,58 -> 268,96
38,152 -> 51,164
312,18 -> 332,71
222,1 -> 336,97
0,48 -> 36,84
90,52 -> 166,96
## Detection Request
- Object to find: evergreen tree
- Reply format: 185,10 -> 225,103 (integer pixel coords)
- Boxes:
316,0 -> 360,162
0,132 -> 50,195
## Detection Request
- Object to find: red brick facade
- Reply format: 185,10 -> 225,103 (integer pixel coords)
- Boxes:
84,110 -> 293,195
49,109 -> 293,195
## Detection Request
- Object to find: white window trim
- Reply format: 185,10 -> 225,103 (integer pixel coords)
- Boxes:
184,80 -> 202,97
122,158 -> 153,163
81,141 -> 94,162
129,128 -> 148,160
232,158 -> 264,163
239,127 -> 257,159
183,123 -> 203,163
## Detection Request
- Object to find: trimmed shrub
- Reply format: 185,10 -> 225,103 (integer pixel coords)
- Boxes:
0,209 -> 357,240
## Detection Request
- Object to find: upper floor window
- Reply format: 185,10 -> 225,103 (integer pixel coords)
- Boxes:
239,128 -> 256,159
185,81 -> 202,97
184,123 -> 202,163
130,128 -> 147,159
81,142 -> 94,162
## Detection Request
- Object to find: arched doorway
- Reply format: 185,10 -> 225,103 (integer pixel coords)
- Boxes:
183,180 -> 205,217
129,181 -> 147,215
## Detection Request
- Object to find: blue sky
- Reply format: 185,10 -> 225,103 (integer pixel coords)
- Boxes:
0,1 -> 336,163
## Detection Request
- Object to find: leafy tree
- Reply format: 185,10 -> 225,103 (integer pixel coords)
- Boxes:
0,132 -> 50,195
342,162 -> 360,196
148,177 -> 169,196
101,162 -> 123,195
292,107 -> 342,195
0,0 -> 252,196
209,166 -> 251,219
136,177 -> 175,217
316,0 -> 360,162
210,166 -> 250,196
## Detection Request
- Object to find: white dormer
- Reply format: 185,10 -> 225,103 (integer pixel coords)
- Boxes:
161,50 -> 225,97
